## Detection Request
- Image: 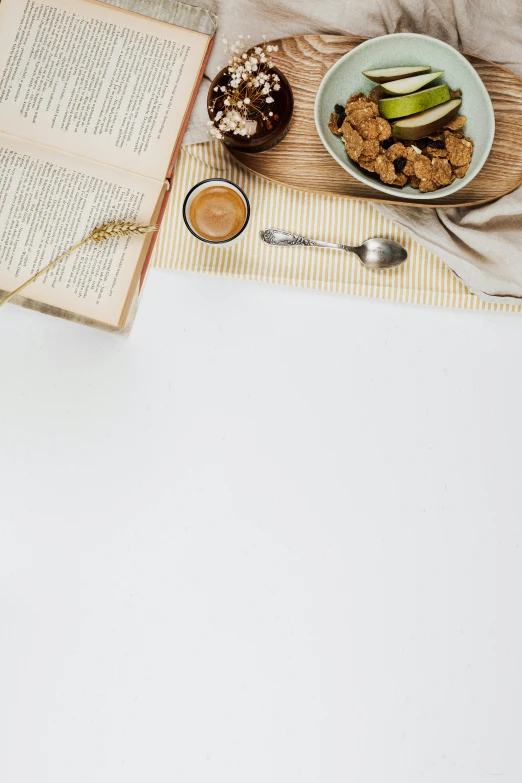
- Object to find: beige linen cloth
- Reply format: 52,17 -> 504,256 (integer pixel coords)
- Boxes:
183,0 -> 522,306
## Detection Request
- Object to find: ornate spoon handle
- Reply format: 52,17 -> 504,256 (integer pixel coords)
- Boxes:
259,228 -> 352,252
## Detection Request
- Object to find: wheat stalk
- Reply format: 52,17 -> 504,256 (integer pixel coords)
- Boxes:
0,221 -> 157,309
89,221 -> 157,243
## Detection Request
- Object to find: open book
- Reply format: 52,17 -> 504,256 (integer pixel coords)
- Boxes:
0,0 -> 216,331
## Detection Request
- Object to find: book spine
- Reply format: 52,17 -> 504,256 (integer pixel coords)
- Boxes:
167,33 -> 215,179
139,33 -> 215,291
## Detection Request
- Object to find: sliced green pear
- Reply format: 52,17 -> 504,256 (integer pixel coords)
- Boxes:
362,66 -> 431,84
379,84 -> 451,119
381,71 -> 444,95
392,99 -> 462,140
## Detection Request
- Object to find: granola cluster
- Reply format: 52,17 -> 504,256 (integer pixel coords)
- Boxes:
328,91 -> 473,192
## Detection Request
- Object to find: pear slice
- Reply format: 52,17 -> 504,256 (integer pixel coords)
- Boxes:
362,66 -> 431,84
379,84 -> 451,119
381,71 -> 444,95
392,99 -> 462,140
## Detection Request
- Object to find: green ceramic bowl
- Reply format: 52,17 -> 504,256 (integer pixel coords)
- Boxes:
314,33 -> 495,200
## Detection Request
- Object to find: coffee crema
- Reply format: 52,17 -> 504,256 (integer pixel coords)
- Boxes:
189,185 -> 247,242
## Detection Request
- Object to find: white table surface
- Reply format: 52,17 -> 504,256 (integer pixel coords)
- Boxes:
2,269 -> 522,783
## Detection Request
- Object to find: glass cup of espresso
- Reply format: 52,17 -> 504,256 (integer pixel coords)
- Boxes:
182,178 -> 250,246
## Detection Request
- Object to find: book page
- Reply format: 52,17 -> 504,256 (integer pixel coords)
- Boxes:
0,133 -> 163,327
0,0 -> 209,181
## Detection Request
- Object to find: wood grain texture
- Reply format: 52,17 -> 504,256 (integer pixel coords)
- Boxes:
229,35 -> 522,209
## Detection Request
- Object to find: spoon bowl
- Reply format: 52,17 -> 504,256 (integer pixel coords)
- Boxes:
353,237 -> 407,270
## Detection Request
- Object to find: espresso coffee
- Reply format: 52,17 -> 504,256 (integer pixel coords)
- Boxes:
189,185 -> 247,242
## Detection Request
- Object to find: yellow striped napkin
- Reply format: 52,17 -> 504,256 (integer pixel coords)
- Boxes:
152,141 -> 521,312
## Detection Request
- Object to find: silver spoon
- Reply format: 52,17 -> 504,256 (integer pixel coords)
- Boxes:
259,228 -> 407,270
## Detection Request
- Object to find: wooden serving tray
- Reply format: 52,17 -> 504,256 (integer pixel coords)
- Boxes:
229,35 -> 522,208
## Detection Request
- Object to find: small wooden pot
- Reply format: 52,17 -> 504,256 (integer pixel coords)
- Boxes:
207,66 -> 294,154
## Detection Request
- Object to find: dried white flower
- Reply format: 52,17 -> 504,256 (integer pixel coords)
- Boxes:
208,33 -> 283,141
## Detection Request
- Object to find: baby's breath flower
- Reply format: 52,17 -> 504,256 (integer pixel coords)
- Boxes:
208,34 -> 283,142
